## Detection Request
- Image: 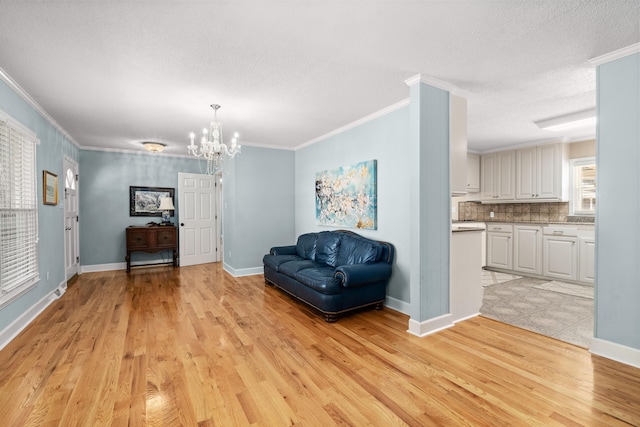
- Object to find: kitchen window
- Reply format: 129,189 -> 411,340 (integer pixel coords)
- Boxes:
569,157 -> 596,216
0,111 -> 39,307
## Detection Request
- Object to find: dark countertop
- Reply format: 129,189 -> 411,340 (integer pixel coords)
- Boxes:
452,227 -> 485,233
453,220 -> 594,227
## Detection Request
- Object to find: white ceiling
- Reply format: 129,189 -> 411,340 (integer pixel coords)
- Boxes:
1,1 -> 638,155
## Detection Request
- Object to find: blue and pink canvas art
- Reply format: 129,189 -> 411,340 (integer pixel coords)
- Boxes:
315,159 -> 377,230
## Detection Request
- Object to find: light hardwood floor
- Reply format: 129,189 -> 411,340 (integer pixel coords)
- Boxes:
1,263 -> 639,426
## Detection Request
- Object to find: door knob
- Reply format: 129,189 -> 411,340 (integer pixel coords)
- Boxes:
180,223 -> 185,226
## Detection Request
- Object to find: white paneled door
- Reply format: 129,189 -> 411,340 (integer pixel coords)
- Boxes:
178,172 -> 221,266
64,157 -> 79,279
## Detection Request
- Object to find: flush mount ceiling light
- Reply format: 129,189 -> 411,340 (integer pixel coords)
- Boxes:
535,108 -> 597,132
143,141 -> 166,152
187,104 -> 241,175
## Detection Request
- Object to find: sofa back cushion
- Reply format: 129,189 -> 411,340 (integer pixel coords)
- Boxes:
335,234 -> 381,266
315,231 -> 341,267
296,233 -> 318,260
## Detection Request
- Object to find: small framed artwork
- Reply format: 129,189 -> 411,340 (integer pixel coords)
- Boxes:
43,170 -> 58,206
129,186 -> 175,217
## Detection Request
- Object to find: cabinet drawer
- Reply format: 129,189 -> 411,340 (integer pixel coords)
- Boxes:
487,224 -> 512,233
156,229 -> 176,248
127,230 -> 149,249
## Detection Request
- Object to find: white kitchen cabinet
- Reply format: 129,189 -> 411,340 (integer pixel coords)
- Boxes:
513,225 -> 542,275
450,229 -> 483,322
487,224 -> 513,270
543,235 -> 578,281
450,95 -> 468,196
481,151 -> 515,201
516,143 -> 568,201
467,153 -> 480,193
579,237 -> 595,284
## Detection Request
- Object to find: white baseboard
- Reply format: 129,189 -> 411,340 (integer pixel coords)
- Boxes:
223,263 -> 263,277
81,259 -> 175,273
591,338 -> 640,369
0,279 -> 66,351
407,313 -> 454,337
384,295 -> 411,315
81,262 -> 126,273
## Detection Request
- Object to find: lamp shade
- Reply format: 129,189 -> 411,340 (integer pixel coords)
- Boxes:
158,197 -> 175,210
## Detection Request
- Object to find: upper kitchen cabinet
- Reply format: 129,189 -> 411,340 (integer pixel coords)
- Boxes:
467,153 -> 480,193
450,94 -> 468,196
516,143 -> 569,201
481,151 -> 515,201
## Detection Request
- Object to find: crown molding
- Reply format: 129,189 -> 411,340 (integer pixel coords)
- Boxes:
239,141 -> 295,151
79,145 -> 199,159
404,73 -> 468,97
0,67 -> 79,148
295,98 -> 410,151
589,43 -> 640,66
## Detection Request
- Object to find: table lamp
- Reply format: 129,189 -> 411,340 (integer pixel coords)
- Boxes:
158,197 -> 175,225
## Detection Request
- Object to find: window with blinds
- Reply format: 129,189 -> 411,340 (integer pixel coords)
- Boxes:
0,114 -> 39,305
569,157 -> 596,216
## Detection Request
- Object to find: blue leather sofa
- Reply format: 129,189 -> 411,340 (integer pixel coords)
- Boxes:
263,230 -> 394,322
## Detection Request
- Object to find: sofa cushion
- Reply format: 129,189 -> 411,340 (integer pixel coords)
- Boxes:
296,233 -> 317,260
315,231 -> 341,267
295,267 -> 342,294
278,259 -> 324,278
263,254 -> 302,272
335,234 -> 381,266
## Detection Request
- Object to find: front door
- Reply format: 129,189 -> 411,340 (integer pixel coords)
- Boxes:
178,172 -> 220,266
64,157 -> 79,279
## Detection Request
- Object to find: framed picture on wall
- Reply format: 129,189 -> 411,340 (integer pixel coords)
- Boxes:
129,186 -> 175,217
43,170 -> 58,206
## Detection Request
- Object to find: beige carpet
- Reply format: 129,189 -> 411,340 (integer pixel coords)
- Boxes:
481,276 -> 593,348
533,281 -> 594,299
482,270 -> 522,287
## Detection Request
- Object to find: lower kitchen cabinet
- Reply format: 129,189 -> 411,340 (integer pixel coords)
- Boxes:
513,225 -> 542,275
579,237 -> 595,283
542,235 -> 578,281
487,224 -> 512,270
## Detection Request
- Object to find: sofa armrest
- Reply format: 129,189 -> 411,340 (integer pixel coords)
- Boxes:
334,262 -> 392,287
270,245 -> 297,256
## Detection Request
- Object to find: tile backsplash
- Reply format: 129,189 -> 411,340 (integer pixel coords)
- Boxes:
458,201 -> 581,223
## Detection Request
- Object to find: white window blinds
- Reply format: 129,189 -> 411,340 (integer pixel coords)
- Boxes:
0,115 -> 39,298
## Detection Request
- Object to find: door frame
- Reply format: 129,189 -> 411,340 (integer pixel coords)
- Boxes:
177,172 -> 222,266
63,156 -> 80,279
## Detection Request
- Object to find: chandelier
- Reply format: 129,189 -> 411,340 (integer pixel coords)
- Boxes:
187,104 -> 241,175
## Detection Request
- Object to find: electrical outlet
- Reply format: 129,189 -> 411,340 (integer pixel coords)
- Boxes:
46,272 -> 50,281
490,211 -> 495,218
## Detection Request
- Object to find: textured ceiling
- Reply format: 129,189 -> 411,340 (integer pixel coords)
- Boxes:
0,1 -> 638,155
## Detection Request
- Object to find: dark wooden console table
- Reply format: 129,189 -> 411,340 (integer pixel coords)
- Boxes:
125,225 -> 178,272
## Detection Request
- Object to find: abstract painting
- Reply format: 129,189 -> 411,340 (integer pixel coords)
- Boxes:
315,159 -> 377,229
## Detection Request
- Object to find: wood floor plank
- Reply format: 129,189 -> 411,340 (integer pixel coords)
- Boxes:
0,262 -> 639,426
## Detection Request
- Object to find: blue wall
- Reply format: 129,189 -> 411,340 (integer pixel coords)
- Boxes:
295,106 -> 412,309
78,150 -> 204,266
0,79 -> 78,331
224,146 -> 295,273
595,52 -> 640,350
79,145 -> 295,272
408,82 -> 451,323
